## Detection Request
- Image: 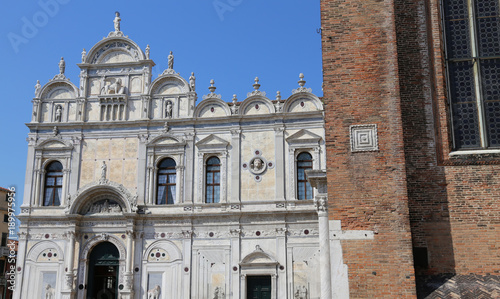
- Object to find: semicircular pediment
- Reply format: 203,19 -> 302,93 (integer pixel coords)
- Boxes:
87,38 -> 144,65
40,81 -> 78,100
68,181 -> 136,215
150,76 -> 189,95
239,96 -> 275,116
240,245 -> 278,266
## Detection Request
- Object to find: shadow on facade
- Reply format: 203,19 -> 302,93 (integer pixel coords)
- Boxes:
393,0 -> 457,297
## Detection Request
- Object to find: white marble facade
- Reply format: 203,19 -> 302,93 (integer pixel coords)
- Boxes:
15,15 -> 351,299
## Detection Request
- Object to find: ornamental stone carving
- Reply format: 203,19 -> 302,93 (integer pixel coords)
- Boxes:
148,285 -> 161,299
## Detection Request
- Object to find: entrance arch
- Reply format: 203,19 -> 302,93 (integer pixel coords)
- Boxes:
87,242 -> 119,299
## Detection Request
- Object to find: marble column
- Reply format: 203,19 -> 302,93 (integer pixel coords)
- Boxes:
61,231 -> 76,299
307,170 -> 332,299
315,195 -> 332,299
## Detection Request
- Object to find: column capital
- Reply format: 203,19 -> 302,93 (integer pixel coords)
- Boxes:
314,196 -> 328,214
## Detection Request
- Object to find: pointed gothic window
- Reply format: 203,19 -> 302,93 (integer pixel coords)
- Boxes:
157,158 -> 176,204
297,152 -> 313,200
205,156 -> 220,203
444,0 -> 500,149
43,161 -> 63,206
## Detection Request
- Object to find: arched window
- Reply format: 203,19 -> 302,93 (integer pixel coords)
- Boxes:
157,158 -> 176,204
43,161 -> 63,206
297,152 -> 313,200
205,156 -> 220,203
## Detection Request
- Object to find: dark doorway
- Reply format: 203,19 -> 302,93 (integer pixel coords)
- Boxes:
87,242 -> 119,299
247,276 -> 271,299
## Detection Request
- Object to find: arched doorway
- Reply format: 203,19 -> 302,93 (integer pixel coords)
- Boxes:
87,242 -> 119,299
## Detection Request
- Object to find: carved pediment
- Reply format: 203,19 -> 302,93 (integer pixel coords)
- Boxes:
84,199 -> 123,215
196,134 -> 229,151
286,129 -> 322,146
240,245 -> 278,267
35,138 -> 73,150
147,135 -> 186,148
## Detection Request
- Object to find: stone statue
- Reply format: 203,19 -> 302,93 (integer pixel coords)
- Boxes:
294,285 -> 308,299
145,44 -> 150,59
113,11 -> 121,32
53,126 -> 59,136
147,285 -> 161,299
168,51 -> 174,69
166,101 -> 172,118
213,286 -> 225,299
189,72 -> 196,90
35,80 -> 41,96
55,105 -> 62,122
101,161 -> 107,180
45,284 -> 55,299
59,57 -> 65,75
81,48 -> 86,63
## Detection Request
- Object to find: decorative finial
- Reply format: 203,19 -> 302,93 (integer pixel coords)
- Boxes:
53,126 -> 59,136
168,51 -> 174,69
232,94 -> 237,104
35,80 -> 41,96
276,91 -> 281,101
114,11 -> 121,32
253,77 -> 261,90
189,72 -> 196,91
298,73 -> 306,87
145,45 -> 150,59
58,57 -> 65,75
208,79 -> 216,93
81,49 -> 86,63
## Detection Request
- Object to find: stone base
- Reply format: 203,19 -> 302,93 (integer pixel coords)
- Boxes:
60,290 -> 75,299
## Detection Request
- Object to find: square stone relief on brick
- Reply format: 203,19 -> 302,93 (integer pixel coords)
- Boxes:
350,124 -> 379,152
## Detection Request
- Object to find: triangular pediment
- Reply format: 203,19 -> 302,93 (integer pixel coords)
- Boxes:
286,129 -> 322,145
35,138 -> 73,150
196,134 -> 229,150
147,135 -> 186,148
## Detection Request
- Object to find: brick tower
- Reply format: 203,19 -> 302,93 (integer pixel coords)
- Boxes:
321,0 -> 500,297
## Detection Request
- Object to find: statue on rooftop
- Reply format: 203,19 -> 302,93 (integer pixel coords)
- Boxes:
58,57 -> 65,75
114,11 -> 121,32
35,80 -> 41,96
189,72 -> 196,90
145,44 -> 150,59
168,51 -> 174,69
81,48 -> 86,63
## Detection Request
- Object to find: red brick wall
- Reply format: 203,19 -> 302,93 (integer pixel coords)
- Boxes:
321,0 -> 417,297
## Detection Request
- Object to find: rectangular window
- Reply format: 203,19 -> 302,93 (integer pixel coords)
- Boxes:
444,0 -> 500,149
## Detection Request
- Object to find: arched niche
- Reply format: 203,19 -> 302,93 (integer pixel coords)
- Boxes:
194,98 -> 231,118
239,96 -> 276,115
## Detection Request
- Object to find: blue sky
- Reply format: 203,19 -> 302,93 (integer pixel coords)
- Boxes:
0,1 -> 322,213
